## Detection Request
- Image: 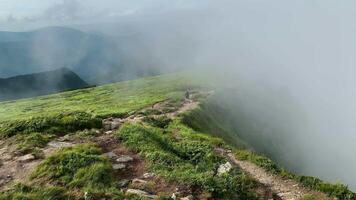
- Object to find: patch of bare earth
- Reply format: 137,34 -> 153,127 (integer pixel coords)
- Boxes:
0,136 -> 78,191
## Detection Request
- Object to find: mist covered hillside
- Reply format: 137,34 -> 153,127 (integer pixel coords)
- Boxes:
0,68 -> 89,101
0,27 -> 158,84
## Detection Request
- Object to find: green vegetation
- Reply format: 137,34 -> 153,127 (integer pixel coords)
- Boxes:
14,132 -> 52,157
143,116 -> 172,128
0,74 -> 192,137
181,98 -> 249,148
13,144 -> 142,200
0,184 -> 71,200
0,75 -> 188,122
115,121 -> 259,199
31,144 -> 110,186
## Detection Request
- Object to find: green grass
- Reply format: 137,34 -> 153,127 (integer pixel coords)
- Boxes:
0,74 -> 193,137
31,144 -> 110,185
0,184 -> 72,200
13,132 -> 52,157
115,120 -> 259,199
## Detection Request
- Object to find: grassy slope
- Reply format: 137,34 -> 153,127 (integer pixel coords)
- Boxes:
0,74 -> 194,137
0,74 -> 189,122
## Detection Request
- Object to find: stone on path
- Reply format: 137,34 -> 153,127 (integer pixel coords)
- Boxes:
104,151 -> 118,160
113,164 -> 126,170
48,141 -> 73,148
116,155 -> 134,163
217,162 -> 232,176
126,189 -> 157,199
143,172 -> 155,179
17,154 -> 35,162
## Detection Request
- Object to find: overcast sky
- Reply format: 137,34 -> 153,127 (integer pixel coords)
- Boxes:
0,0 -> 207,30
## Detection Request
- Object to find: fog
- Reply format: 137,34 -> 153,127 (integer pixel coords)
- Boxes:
2,0 -> 356,189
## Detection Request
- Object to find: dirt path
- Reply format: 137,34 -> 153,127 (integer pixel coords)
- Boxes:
215,147 -> 328,200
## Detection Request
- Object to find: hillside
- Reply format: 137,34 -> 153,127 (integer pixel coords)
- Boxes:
0,74 -> 354,200
0,68 -> 89,102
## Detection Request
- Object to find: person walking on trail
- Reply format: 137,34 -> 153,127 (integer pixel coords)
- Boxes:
185,89 -> 191,100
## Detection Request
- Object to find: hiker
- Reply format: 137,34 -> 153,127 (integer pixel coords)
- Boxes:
185,89 -> 191,99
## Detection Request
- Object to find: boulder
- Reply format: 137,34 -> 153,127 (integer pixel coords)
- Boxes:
116,155 -> 134,163
113,164 -> 126,170
217,162 -> 232,176
102,118 -> 122,130
18,154 -> 35,162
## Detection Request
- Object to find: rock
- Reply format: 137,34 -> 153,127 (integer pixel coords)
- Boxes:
132,178 -> 147,185
18,154 -> 35,162
171,193 -> 177,200
104,152 -> 118,160
105,130 -> 113,135
217,162 -> 232,176
118,179 -> 131,188
103,123 -> 111,131
116,155 -> 134,163
126,189 -> 157,199
103,118 -> 122,130
2,154 -> 12,161
48,141 -> 73,148
143,172 -> 155,179
113,164 -> 126,170
180,195 -> 193,200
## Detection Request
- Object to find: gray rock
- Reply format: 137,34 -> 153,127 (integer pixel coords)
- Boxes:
104,152 -> 118,160
103,118 -> 122,130
126,189 -> 157,199
132,178 -> 147,185
116,155 -> 134,163
180,195 -> 193,200
48,141 -> 73,148
171,193 -> 177,200
118,179 -> 131,188
18,154 -> 35,162
102,121 -> 112,131
113,164 -> 126,170
111,121 -> 121,129
143,172 -> 155,179
217,162 -> 232,176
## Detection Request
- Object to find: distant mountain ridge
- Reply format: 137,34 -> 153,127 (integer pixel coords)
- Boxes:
0,26 -> 159,84
0,68 -> 89,101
